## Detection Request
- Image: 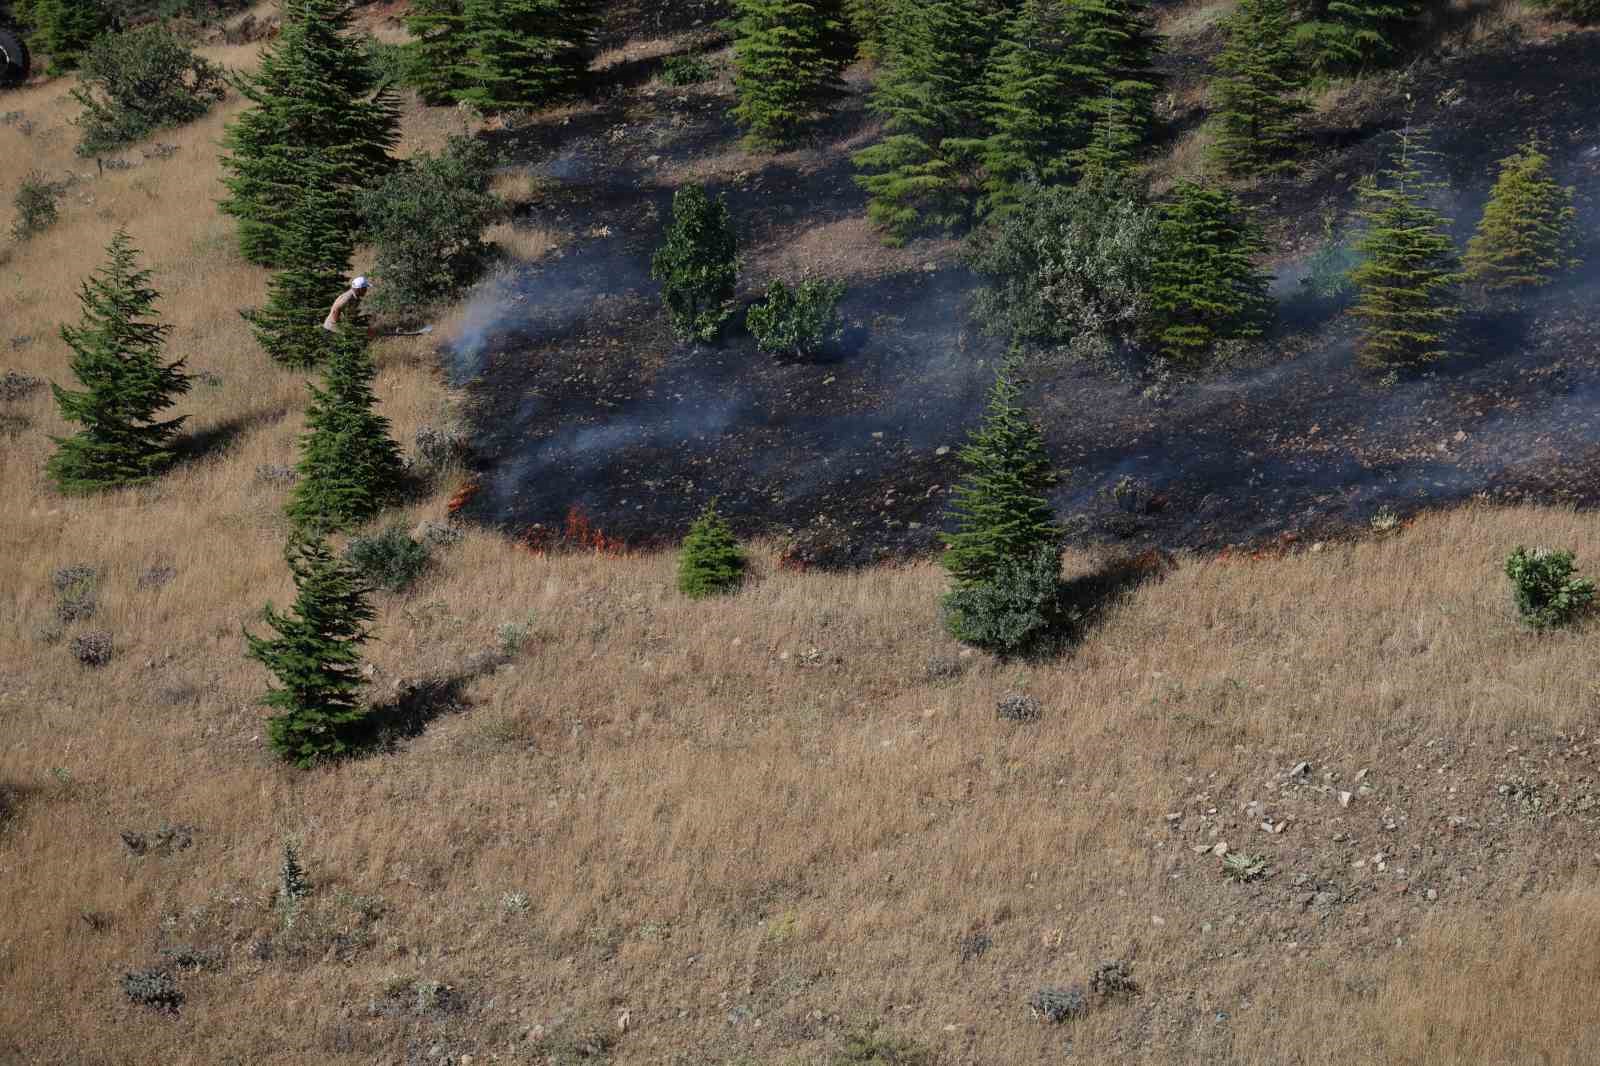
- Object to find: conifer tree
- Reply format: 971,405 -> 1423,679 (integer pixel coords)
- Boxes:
1066,88 -> 1144,176
1210,0 -> 1308,177
942,355 -> 1063,654
980,0 -> 1087,215
245,532 -> 376,767
1146,181 -> 1271,366
651,184 -> 739,342
35,0 -> 110,74
731,0 -> 852,148
677,502 -> 747,598
1293,0 -> 1419,73
454,0 -> 597,113
852,0 -> 1016,242
285,325 -> 405,532
1059,0 -> 1162,171
1464,140 -> 1580,292
246,172 -> 351,369
404,0 -> 469,105
47,231 -> 192,493
220,0 -> 399,266
1350,130 -> 1464,370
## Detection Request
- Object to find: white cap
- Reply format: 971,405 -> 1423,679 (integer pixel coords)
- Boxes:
351,276 -> 370,290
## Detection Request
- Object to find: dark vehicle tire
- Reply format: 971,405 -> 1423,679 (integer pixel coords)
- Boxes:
0,29 -> 30,87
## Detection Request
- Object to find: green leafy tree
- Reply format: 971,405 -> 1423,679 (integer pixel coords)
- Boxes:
220,0 -> 399,266
980,0 -> 1089,216
1505,546 -> 1596,630
1464,140 -> 1579,292
1350,129 -> 1464,371
852,0 -> 1015,243
246,174 -> 351,368
1146,182 -> 1271,366
404,0 -> 468,104
1210,0 -> 1308,177
47,231 -> 192,493
245,532 -> 376,767
359,134 -> 500,311
454,0 -> 597,112
71,25 -> 226,155
942,356 -> 1062,653
677,502 -> 747,598
1292,0 -> 1419,73
746,277 -> 846,357
731,0 -> 852,148
651,184 -> 739,342
1058,0 -> 1162,174
286,325 -> 405,531
35,0 -> 110,74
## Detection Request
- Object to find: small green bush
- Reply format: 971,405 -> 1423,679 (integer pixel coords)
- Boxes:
1302,212 -> 1360,301
746,277 -> 846,357
1527,0 -> 1598,21
941,542 -> 1064,657
652,184 -> 739,343
832,1021 -> 935,1066
1505,546 -> 1595,630
71,25 -> 226,156
677,502 -> 745,599
344,526 -> 431,592
10,173 -> 60,242
659,54 -> 712,86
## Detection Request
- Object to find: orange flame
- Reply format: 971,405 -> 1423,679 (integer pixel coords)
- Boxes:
446,478 -> 481,514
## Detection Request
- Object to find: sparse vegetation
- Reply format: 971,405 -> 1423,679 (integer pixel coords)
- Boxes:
658,53 -> 712,86
1505,546 -> 1595,630
746,276 -> 846,357
677,501 -> 746,598
345,525 -> 432,592
10,173 -> 59,242
70,25 -> 227,156
652,184 -> 739,342
1030,984 -> 1088,1023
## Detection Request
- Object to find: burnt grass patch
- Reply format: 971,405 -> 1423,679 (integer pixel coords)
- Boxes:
451,28 -> 1600,569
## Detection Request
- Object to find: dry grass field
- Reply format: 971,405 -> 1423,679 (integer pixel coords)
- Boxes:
4,6 -> 1600,1066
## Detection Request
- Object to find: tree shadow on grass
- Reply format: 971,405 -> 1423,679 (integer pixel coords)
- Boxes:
343,651 -> 512,757
177,406 -> 289,463
1057,547 -> 1178,647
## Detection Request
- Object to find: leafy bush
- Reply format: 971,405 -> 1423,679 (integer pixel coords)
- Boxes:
1505,546 -> 1595,629
122,968 -> 183,1012
942,542 -> 1065,657
968,175 -> 1161,355
1089,959 -> 1138,996
652,184 -> 739,342
1029,984 -> 1088,1023
995,692 -> 1041,722
1527,0 -> 1598,21
344,525 -> 431,592
659,54 -> 712,85
746,277 -> 846,357
70,630 -> 114,666
358,135 -> 500,312
1302,212 -> 1360,301
832,1021 -> 935,1066
71,25 -> 226,156
10,173 -> 60,241
678,502 -> 746,598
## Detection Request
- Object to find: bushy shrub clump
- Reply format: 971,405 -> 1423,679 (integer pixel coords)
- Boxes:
344,525 -> 431,592
652,185 -> 738,342
71,629 -> 114,666
746,277 -> 845,357
677,502 -> 745,598
10,173 -> 60,242
659,54 -> 712,85
1505,546 -> 1595,629
943,543 -> 1064,656
71,26 -> 226,156
122,969 -> 183,1012
1526,0 -> 1598,21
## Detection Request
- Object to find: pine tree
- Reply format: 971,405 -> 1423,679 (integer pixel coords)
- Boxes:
454,0 -> 596,113
1059,0 -> 1162,173
220,0 -> 399,266
285,325 -> 405,532
941,355 -> 1063,654
852,0 -> 1017,243
1293,0 -> 1419,73
1210,0 -> 1308,178
246,171 -> 351,369
1066,86 -> 1144,176
1146,181 -> 1271,366
1464,140 -> 1579,292
845,0 -> 894,59
677,502 -> 747,598
979,0 -> 1088,216
35,0 -> 110,74
651,184 -> 739,342
245,533 -> 376,768
47,231 -> 192,493
731,0 -> 852,148
1350,129 -> 1464,370
404,0 -> 469,105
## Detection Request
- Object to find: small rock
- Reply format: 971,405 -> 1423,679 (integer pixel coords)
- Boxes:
1290,761 -> 1311,777
1426,889 -> 1438,901
1338,791 -> 1353,808
1165,812 -> 1181,822
1313,890 -> 1339,908
1151,915 -> 1165,926
935,445 -> 950,457
617,1011 -> 630,1033
1210,842 -> 1229,857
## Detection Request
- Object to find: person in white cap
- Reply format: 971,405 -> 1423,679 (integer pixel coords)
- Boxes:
322,276 -> 371,331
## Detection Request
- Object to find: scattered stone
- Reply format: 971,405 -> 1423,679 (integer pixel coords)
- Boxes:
1426,889 -> 1438,901
935,445 -> 950,456
1312,889 -> 1340,908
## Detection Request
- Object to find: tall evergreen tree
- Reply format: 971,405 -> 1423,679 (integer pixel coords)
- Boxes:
845,0 -> 895,59
245,532 -> 376,767
454,0 -> 596,113
1464,140 -> 1580,292
47,231 -> 192,493
1059,0 -> 1162,171
979,0 -> 1088,215
34,0 -> 110,74
1146,181 -> 1271,366
1210,0 -> 1308,178
852,0 -> 1017,242
404,0 -> 469,105
1350,129 -> 1464,370
286,324 -> 405,531
1292,0 -> 1419,73
220,0 -> 399,266
1066,87 -> 1144,176
731,0 -> 852,148
246,170 -> 352,369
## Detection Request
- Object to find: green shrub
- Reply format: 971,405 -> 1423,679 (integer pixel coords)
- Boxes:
659,54 -> 712,86
10,173 -> 60,242
831,1020 -> 936,1066
344,525 -> 431,592
651,184 -> 739,342
1527,0 -> 1598,19
942,541 -> 1064,656
1505,546 -> 1595,630
71,25 -> 227,156
677,502 -> 745,598
1302,211 -> 1360,301
746,277 -> 845,357
359,135 -> 499,311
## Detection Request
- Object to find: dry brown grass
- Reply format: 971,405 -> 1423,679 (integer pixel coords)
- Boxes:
484,220 -> 561,263
3,18 -> 1600,1066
